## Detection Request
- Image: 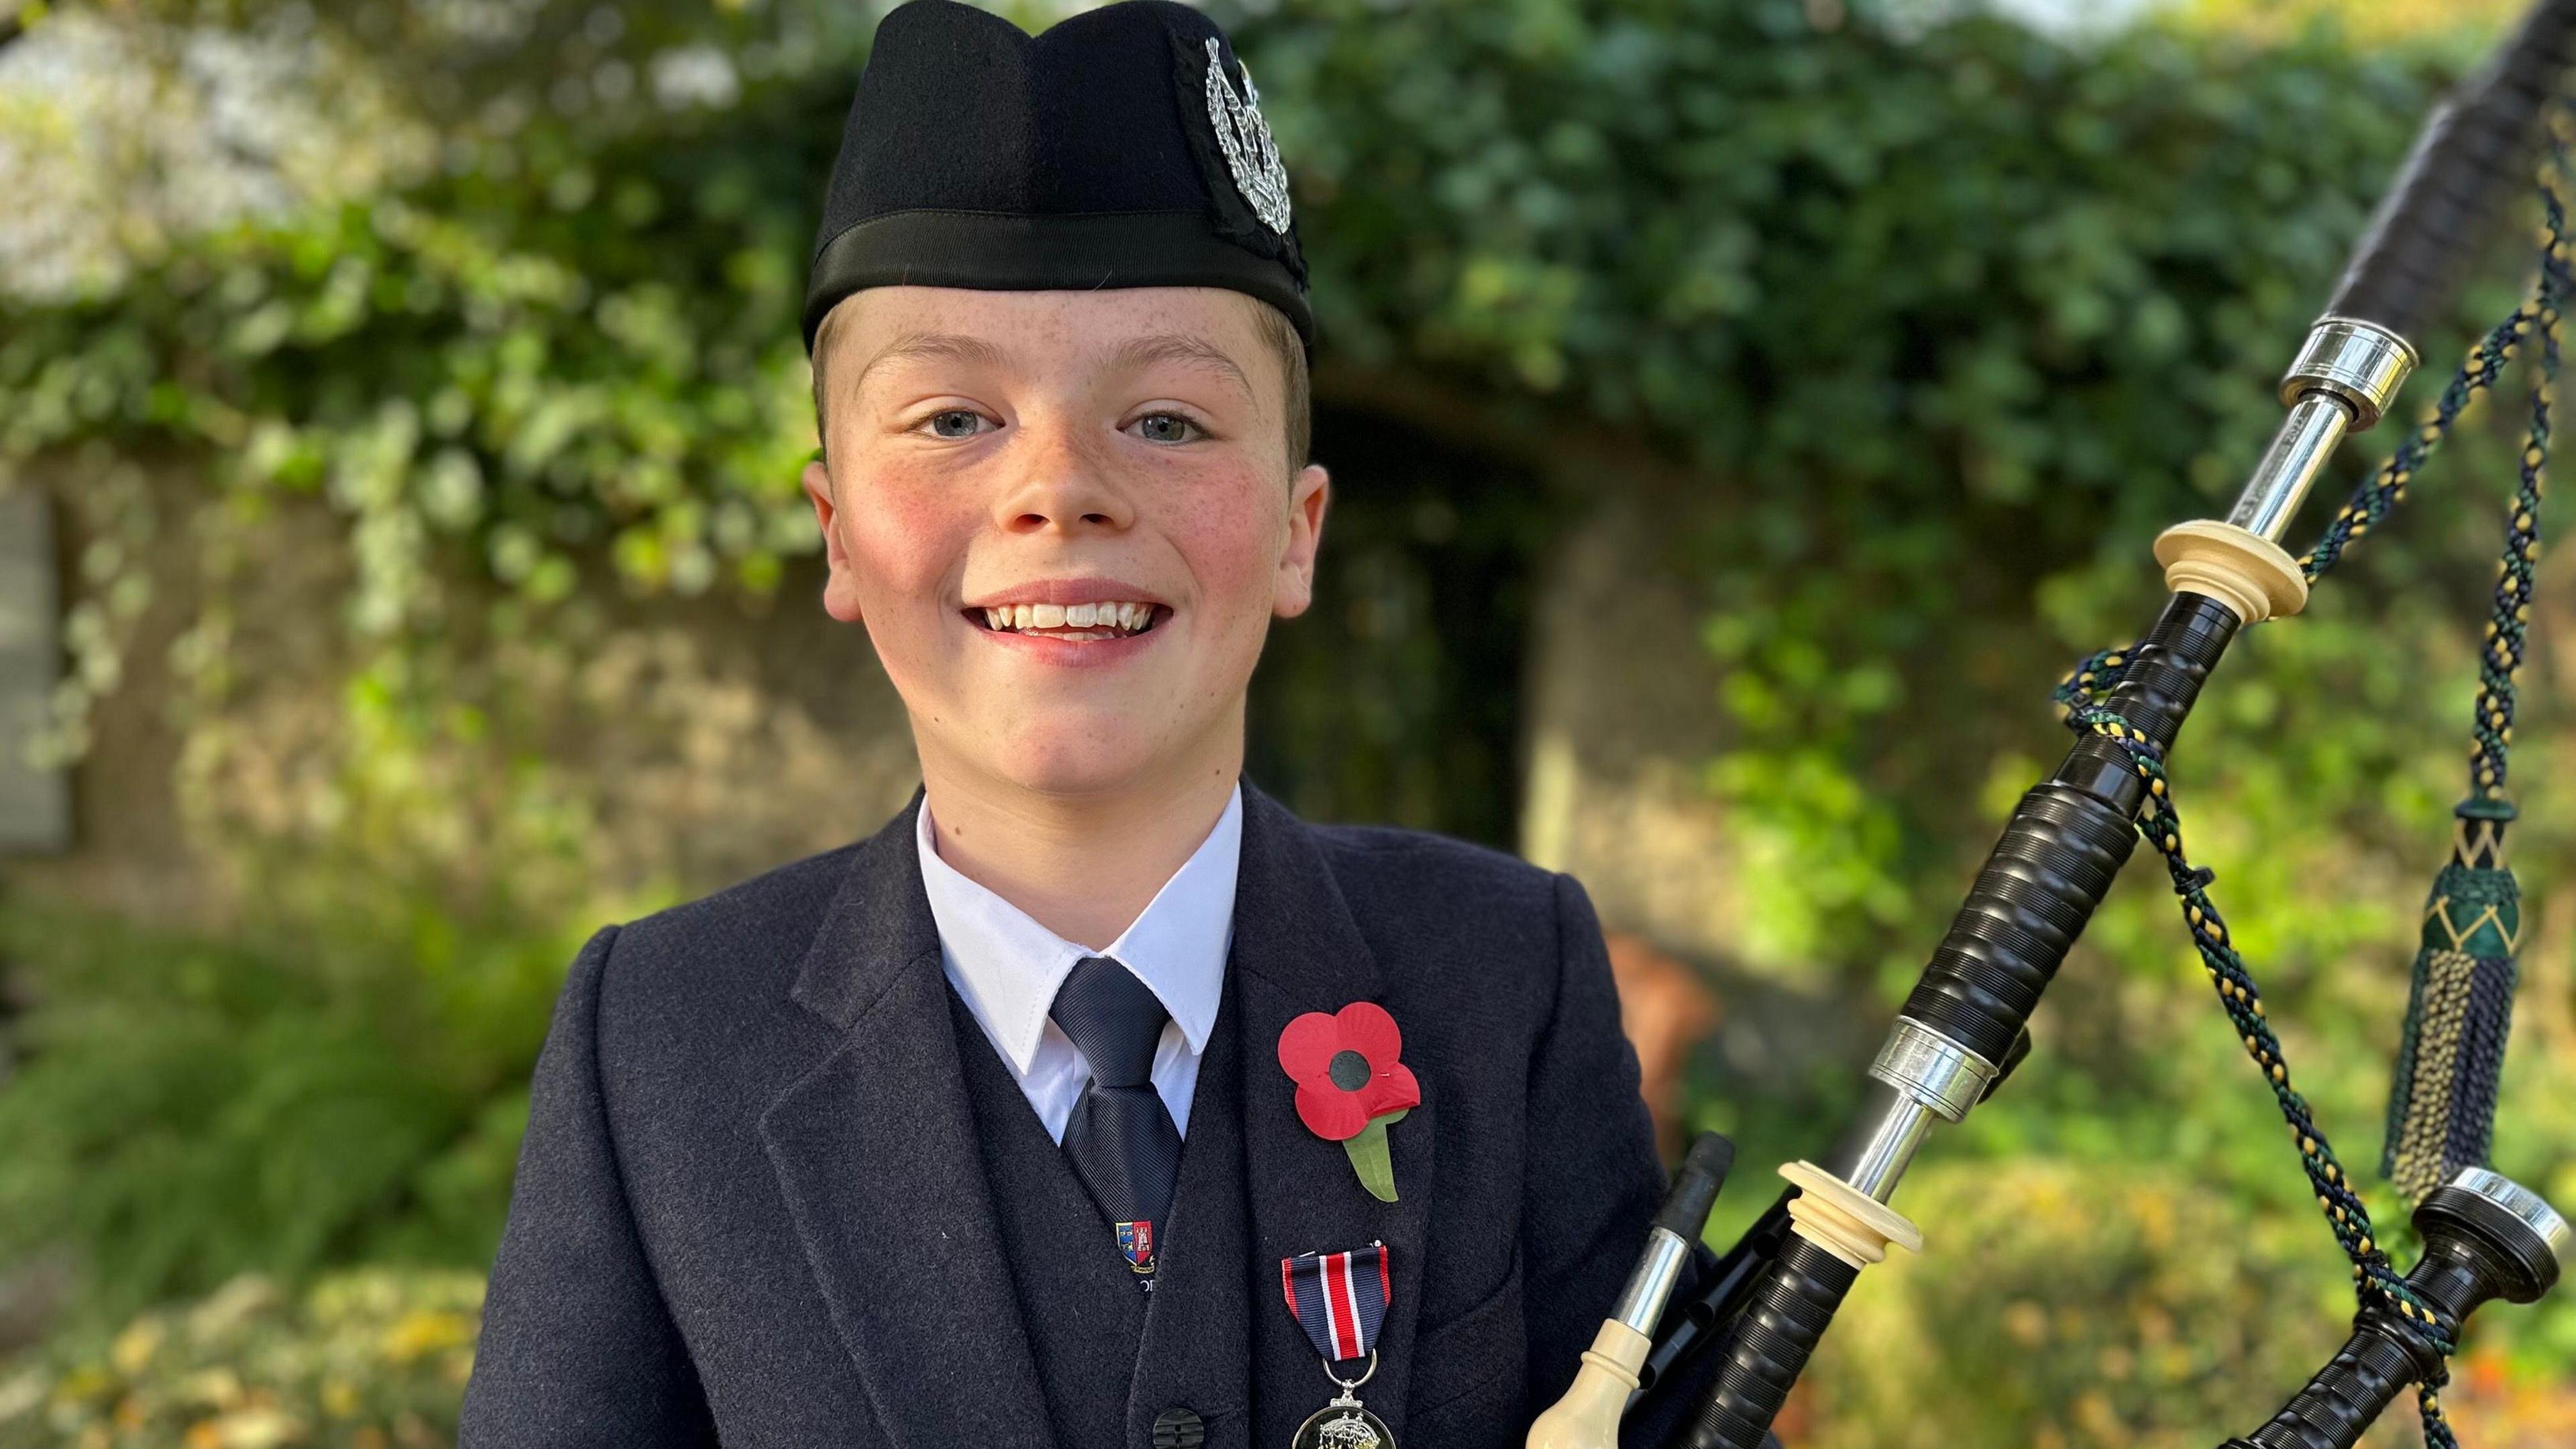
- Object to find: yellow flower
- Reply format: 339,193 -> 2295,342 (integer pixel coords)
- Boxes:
380,1310 -> 471,1363
53,1364 -> 116,1403
0,1369 -> 43,1422
179,1367 -> 245,1409
109,1320 -> 164,1376
210,1405 -> 301,1448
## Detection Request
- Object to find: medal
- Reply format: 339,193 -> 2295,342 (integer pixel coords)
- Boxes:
1280,1245 -> 1397,1449
1289,1352 -> 1394,1449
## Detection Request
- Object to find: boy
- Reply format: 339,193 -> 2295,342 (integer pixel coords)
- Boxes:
461,4 -> 1701,1446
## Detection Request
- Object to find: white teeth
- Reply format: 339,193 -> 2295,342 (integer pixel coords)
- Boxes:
977,600 -> 1157,633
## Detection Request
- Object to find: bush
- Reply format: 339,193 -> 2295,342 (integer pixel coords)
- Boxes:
1808,1160 -> 2359,1448
0,898 -> 586,1326
1808,1159 -> 2576,1447
0,1270 -> 481,1449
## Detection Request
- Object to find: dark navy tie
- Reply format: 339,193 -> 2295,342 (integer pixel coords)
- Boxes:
1051,955 -> 1183,1256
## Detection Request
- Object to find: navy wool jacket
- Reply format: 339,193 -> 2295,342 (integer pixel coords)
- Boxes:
460,782 -> 1709,1448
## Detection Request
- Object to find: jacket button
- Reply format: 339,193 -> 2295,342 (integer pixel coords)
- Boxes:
1150,1406 -> 1206,1448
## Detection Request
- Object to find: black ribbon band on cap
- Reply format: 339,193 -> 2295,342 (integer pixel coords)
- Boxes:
803,208 -> 1315,352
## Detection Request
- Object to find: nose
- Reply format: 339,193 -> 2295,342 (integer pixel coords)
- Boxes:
991,417 -> 1135,535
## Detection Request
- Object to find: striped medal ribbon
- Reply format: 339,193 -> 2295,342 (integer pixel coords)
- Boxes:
1280,1245 -> 1397,1449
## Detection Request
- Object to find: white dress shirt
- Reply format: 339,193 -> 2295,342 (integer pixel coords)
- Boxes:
916,784 -> 1241,1143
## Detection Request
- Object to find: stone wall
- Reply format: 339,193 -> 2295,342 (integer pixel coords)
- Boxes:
0,492 -> 68,854
0,468 -> 920,925
1511,454 -> 1880,1097
1518,474 -> 1744,965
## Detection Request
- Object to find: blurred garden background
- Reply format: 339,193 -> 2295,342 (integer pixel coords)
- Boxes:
3,0 -> 2575,1443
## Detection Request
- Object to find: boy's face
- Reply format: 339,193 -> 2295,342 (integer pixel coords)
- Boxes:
802,285 -> 1329,803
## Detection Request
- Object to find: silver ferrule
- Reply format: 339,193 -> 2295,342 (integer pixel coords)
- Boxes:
1609,1226 -> 1695,1334
1827,1081 -> 1938,1203
2224,317 -> 2419,545
1870,1017 -> 2000,1122
1823,1019 -> 2004,1202
2279,315 -> 2418,431
2226,392 -> 2353,543
2451,1167 -> 2573,1273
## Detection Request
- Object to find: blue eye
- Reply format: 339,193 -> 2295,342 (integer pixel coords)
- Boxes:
925,409 -> 987,439
1132,413 -> 1201,444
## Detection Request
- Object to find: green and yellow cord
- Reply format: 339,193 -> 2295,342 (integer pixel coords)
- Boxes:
2047,123 -> 2573,1449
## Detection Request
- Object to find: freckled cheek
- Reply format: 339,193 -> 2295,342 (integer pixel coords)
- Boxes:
1162,479 -> 1287,633
839,472 -> 977,637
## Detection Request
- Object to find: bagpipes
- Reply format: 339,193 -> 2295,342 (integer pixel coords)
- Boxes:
1534,3 -> 2576,1446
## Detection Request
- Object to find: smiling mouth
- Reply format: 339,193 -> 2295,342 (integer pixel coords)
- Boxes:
968,600 -> 1166,641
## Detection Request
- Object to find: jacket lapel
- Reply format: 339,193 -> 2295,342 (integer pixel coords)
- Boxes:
1232,784 -> 1434,1444
759,791 -> 1059,1449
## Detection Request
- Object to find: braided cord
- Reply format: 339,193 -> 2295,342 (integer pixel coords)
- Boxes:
2298,314 -> 2521,586
2054,702 -> 2465,1440
2471,211 -> 2564,807
2049,143 -> 2571,1449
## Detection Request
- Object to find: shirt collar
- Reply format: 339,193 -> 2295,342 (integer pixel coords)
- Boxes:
915,784 -> 1240,1075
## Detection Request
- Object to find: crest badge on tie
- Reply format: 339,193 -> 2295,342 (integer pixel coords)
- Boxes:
1203,38 -> 1293,235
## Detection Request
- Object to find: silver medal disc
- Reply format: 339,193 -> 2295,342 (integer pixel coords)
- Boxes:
1289,1399 -> 1394,1449
1291,1350 -> 1394,1449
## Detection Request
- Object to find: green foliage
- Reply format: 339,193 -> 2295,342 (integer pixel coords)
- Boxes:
1811,1159 -> 2355,1448
1271,0 -> 2417,515
1240,0 -> 2538,1020
0,1270 -> 482,1448
0,81 -> 835,710
0,896 -> 580,1324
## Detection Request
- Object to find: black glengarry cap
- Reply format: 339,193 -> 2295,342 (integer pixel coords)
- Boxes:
804,0 -> 1310,352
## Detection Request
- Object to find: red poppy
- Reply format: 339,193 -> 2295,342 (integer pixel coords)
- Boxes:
1277,1001 -> 1421,1142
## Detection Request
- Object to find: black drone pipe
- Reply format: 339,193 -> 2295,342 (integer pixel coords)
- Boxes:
2222,1172 -> 2565,1449
2329,0 -> 2576,343
1625,4 -> 2576,1446
1674,595 -> 2237,1449
1631,1024 -> 2030,1403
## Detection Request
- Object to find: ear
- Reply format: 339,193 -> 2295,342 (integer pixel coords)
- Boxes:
1271,462 -> 1330,619
801,458 -> 867,625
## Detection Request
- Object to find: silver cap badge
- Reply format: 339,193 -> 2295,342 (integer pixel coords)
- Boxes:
1203,38 -> 1291,235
